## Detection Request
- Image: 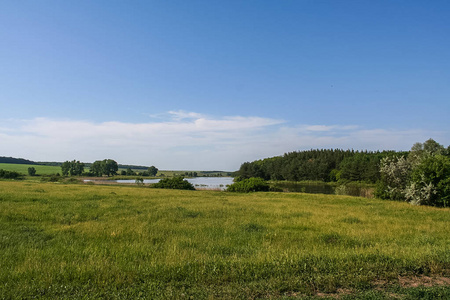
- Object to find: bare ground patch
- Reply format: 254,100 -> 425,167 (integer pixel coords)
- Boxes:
373,274 -> 450,289
280,275 -> 449,299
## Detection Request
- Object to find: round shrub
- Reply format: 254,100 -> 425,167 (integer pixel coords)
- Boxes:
151,176 -> 195,190
405,154 -> 450,207
227,177 -> 269,193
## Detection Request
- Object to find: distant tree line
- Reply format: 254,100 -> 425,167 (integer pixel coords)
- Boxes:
118,164 -> 149,171
184,171 -> 198,177
0,157 -> 158,174
235,149 -> 406,183
234,139 -> 450,207
0,157 -> 37,165
38,161 -> 62,167
120,166 -> 159,177
60,159 -> 159,177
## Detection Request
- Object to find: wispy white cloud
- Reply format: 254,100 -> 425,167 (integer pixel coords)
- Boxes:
167,110 -> 205,120
301,125 -> 359,132
0,112 -> 446,170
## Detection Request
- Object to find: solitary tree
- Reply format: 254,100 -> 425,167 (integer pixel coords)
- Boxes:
148,166 -> 158,176
61,160 -> 84,176
90,160 -> 104,176
376,139 -> 450,207
28,167 -> 36,176
90,159 -> 118,176
103,159 -> 118,176
405,154 -> 450,207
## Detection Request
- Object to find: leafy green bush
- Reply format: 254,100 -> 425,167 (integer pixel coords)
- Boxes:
334,184 -> 348,195
0,169 -> 23,179
63,177 -> 82,184
135,177 -> 144,185
227,177 -> 269,193
405,154 -> 450,207
27,167 -> 36,176
40,174 -> 61,182
151,176 -> 195,190
375,155 -> 411,201
375,139 -> 450,207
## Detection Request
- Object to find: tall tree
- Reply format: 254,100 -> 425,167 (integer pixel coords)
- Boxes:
61,161 -> 71,176
90,160 -> 104,176
27,167 -> 36,176
103,159 -> 118,176
61,160 -> 84,176
90,159 -> 118,176
148,166 -> 158,176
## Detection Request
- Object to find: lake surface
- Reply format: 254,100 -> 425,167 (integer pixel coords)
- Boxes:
116,177 -> 234,190
84,177 -> 373,197
271,182 -> 336,194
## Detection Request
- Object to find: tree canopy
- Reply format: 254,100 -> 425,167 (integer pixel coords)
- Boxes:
147,166 -> 158,176
234,139 -> 449,207
27,167 -> 36,176
61,160 -> 85,176
234,149 -> 403,183
374,139 -> 450,207
90,159 -> 118,177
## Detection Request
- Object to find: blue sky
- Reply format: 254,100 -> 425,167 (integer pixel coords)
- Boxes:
1,1 -> 449,170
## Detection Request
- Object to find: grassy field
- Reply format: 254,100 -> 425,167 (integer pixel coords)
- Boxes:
0,162 -> 231,179
0,163 -> 61,175
0,181 -> 449,299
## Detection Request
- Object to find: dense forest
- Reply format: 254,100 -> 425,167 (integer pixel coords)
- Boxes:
234,139 -> 450,207
235,149 -> 407,183
0,157 -> 38,165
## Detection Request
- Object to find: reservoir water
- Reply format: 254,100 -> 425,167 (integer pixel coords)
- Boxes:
114,177 -> 234,190
84,177 -> 373,197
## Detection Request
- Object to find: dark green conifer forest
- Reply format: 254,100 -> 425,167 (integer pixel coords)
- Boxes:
234,139 -> 450,207
235,149 -> 407,183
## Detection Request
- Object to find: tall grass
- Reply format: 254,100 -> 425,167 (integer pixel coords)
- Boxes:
0,181 -> 448,298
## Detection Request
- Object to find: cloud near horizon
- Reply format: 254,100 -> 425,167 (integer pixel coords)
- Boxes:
0,112 -> 446,170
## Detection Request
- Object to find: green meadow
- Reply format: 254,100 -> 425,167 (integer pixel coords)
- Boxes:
0,181 -> 449,299
0,163 -> 228,179
0,163 -> 61,175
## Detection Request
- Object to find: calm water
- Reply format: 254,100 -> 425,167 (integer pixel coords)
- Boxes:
116,177 -> 234,190
271,182 -> 336,194
85,177 -> 372,197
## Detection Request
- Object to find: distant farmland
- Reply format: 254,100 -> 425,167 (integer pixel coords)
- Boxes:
0,163 -> 61,175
